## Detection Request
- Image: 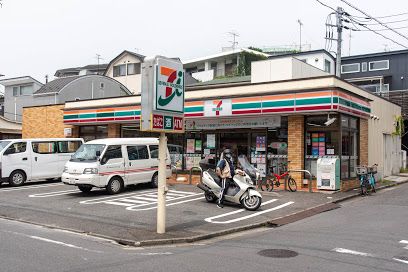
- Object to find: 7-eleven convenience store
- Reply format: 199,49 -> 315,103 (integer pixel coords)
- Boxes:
23,74 -> 401,191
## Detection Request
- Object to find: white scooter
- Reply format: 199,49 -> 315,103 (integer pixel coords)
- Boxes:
197,156 -> 262,211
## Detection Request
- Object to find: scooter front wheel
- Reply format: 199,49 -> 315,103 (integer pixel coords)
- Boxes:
205,192 -> 218,203
241,195 -> 262,211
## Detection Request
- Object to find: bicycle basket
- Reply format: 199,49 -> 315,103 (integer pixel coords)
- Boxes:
356,166 -> 368,175
368,165 -> 377,174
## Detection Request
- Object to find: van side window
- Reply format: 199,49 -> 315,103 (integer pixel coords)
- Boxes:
58,141 -> 82,153
32,142 -> 57,154
127,146 -> 149,160
5,142 -> 27,154
149,145 -> 159,159
102,145 -> 122,164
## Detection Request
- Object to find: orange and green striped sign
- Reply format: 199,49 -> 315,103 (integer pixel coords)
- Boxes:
64,90 -> 370,124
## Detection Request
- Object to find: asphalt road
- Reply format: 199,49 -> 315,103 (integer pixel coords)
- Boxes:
1,183 -> 407,272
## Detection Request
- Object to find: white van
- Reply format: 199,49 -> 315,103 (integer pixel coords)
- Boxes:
0,138 -> 84,186
62,138 -> 172,194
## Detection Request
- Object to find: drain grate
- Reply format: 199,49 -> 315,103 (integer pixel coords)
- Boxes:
258,249 -> 298,258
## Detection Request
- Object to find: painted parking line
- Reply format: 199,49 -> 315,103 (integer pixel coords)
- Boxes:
204,199 -> 294,224
80,190 -> 202,211
0,183 -> 63,193
29,189 -> 80,198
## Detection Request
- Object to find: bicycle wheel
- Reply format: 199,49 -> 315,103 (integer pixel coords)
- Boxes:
267,177 -> 275,192
258,178 -> 269,191
288,177 -> 297,192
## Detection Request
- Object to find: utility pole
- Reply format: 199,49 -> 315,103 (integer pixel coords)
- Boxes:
348,29 -> 352,56
335,6 -> 344,77
95,54 -> 103,75
297,19 -> 303,52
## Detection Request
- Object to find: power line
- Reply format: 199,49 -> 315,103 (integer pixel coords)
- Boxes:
347,16 -> 408,48
340,0 -> 408,42
363,18 -> 408,25
358,25 -> 408,32
351,11 -> 408,19
315,0 -> 337,13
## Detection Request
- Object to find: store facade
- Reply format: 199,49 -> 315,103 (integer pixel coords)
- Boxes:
23,75 -> 401,190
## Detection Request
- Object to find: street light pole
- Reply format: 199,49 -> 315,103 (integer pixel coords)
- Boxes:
297,19 -> 303,52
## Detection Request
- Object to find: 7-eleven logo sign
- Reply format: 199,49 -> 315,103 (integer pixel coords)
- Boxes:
155,62 -> 184,113
204,99 -> 232,117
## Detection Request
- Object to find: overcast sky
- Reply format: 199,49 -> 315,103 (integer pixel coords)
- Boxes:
0,0 -> 408,85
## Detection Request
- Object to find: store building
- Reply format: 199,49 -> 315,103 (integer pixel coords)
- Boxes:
23,57 -> 402,191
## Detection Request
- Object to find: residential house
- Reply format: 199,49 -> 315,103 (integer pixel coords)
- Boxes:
183,48 -> 270,82
104,50 -> 145,94
0,75 -> 131,122
341,49 -> 408,154
54,64 -> 108,78
0,76 -> 43,121
267,49 -> 336,75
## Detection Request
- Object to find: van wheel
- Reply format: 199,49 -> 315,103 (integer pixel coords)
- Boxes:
151,173 -> 158,188
78,185 -> 92,193
9,170 -> 26,187
106,177 -> 123,195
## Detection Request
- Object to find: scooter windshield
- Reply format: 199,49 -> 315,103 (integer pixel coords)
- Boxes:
237,155 -> 259,179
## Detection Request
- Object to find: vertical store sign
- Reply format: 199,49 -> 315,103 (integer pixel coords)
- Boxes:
140,56 -> 185,235
141,56 -> 185,133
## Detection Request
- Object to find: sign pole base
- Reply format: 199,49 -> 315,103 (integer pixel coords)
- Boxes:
157,132 -> 167,234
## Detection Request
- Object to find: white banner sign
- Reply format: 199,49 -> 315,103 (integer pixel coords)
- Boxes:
186,116 -> 281,130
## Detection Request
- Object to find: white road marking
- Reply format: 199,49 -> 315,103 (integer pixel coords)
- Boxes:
29,189 -> 80,197
29,236 -> 102,253
136,252 -> 173,256
80,189 -> 154,204
332,248 -> 374,257
393,257 -> 408,265
204,199 -> 278,223
1,229 -> 102,253
206,201 -> 294,224
127,196 -> 204,211
0,183 -> 63,192
399,240 -> 408,249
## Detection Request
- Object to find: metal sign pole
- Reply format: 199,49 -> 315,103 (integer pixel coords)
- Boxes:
157,132 -> 167,234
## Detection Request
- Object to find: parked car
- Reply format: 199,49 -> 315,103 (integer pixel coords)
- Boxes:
0,138 -> 84,186
62,138 -> 172,194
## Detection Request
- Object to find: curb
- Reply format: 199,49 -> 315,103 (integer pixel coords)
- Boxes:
1,179 -> 407,248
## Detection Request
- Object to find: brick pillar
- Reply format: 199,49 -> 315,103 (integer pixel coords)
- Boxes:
359,118 -> 368,166
108,124 -> 121,138
288,115 -> 305,188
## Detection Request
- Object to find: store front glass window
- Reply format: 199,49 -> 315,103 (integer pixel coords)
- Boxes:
267,117 -> 288,176
185,132 -> 202,170
305,115 -> 340,178
341,116 -> 359,179
79,126 -> 108,142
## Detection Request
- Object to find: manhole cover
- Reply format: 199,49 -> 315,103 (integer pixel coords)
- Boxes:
257,249 -> 298,258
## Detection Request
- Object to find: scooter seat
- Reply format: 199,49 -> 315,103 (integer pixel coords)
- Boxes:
207,169 -> 221,186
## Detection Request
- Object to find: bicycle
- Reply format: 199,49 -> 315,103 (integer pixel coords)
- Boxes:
259,162 -> 297,192
356,164 -> 377,196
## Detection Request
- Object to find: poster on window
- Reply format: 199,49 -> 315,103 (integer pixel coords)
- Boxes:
256,136 -> 266,152
195,140 -> 202,151
257,164 -> 266,177
187,139 -> 195,153
185,156 -> 194,170
207,134 -> 216,149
